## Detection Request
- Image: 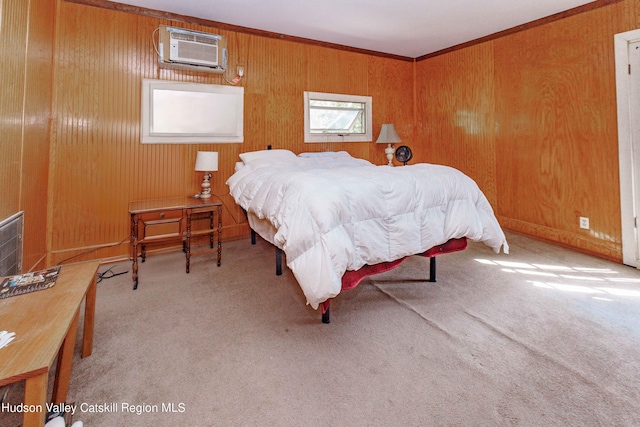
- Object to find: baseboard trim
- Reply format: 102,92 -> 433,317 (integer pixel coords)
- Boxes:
50,223 -> 253,265
498,216 -> 622,263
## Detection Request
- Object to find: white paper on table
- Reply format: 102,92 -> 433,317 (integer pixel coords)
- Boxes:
0,330 -> 16,349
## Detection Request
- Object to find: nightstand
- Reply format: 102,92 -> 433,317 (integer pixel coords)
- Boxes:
128,196 -> 222,289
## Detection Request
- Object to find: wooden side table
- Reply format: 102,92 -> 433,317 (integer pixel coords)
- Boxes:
0,261 -> 100,427
129,197 -> 222,289
185,205 -> 222,273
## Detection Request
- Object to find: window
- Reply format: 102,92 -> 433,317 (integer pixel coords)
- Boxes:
304,92 -> 372,143
141,79 -> 243,144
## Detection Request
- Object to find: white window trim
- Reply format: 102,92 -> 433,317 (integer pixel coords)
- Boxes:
615,29 -> 640,268
141,79 -> 244,144
304,91 -> 372,143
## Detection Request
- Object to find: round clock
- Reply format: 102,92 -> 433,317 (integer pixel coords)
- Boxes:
395,145 -> 413,166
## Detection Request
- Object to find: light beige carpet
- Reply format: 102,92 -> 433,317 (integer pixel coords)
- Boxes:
2,231 -> 640,426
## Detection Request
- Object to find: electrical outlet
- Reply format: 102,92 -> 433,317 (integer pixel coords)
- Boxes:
237,66 -> 244,77
579,217 -> 589,230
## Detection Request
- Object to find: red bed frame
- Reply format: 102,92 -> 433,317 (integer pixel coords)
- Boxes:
251,230 -> 468,323
320,237 -> 468,323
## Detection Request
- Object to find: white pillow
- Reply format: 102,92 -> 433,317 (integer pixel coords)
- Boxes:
298,151 -> 352,159
242,156 -> 293,169
239,149 -> 296,164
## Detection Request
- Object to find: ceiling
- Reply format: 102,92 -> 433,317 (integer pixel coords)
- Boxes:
109,0 -> 596,58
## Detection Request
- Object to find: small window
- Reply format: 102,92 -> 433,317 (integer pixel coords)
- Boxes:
304,92 -> 372,143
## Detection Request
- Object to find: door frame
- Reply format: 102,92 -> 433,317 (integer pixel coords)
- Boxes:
615,29 -> 640,268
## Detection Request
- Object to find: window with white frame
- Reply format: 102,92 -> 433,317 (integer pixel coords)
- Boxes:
304,91 -> 372,143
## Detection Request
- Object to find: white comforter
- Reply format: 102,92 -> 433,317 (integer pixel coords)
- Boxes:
227,153 -> 508,309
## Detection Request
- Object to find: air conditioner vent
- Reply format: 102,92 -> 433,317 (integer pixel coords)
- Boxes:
175,40 -> 218,64
157,25 -> 227,74
171,32 -> 218,46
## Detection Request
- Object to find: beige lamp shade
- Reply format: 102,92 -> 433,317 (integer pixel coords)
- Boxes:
376,124 -> 402,144
195,151 -> 219,172
195,151 -> 218,199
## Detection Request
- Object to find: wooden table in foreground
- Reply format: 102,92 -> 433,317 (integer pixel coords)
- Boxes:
0,261 -> 100,427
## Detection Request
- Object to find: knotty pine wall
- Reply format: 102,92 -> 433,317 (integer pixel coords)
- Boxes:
47,0 -> 414,265
416,0 -> 635,261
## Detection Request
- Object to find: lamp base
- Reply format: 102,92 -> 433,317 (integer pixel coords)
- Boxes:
200,173 -> 212,199
385,144 -> 394,167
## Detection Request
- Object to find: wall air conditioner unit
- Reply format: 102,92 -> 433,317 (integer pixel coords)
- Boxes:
157,25 -> 227,74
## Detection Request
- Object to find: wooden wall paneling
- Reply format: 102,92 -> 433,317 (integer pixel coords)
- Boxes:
413,1 -> 633,261
415,43 -> 498,206
368,56 -> 415,166
305,46 -> 369,97
263,38 -> 308,153
238,33 -> 267,153
0,0 -> 28,221
21,0 -> 56,271
0,0 -> 54,271
304,46 -> 371,158
494,3 -> 625,257
51,3 -> 144,263
630,0 -> 640,28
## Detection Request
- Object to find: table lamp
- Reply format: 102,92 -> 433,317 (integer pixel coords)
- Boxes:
376,124 -> 401,166
194,151 -> 218,199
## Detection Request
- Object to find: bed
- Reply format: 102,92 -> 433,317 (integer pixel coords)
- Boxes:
227,149 -> 508,322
